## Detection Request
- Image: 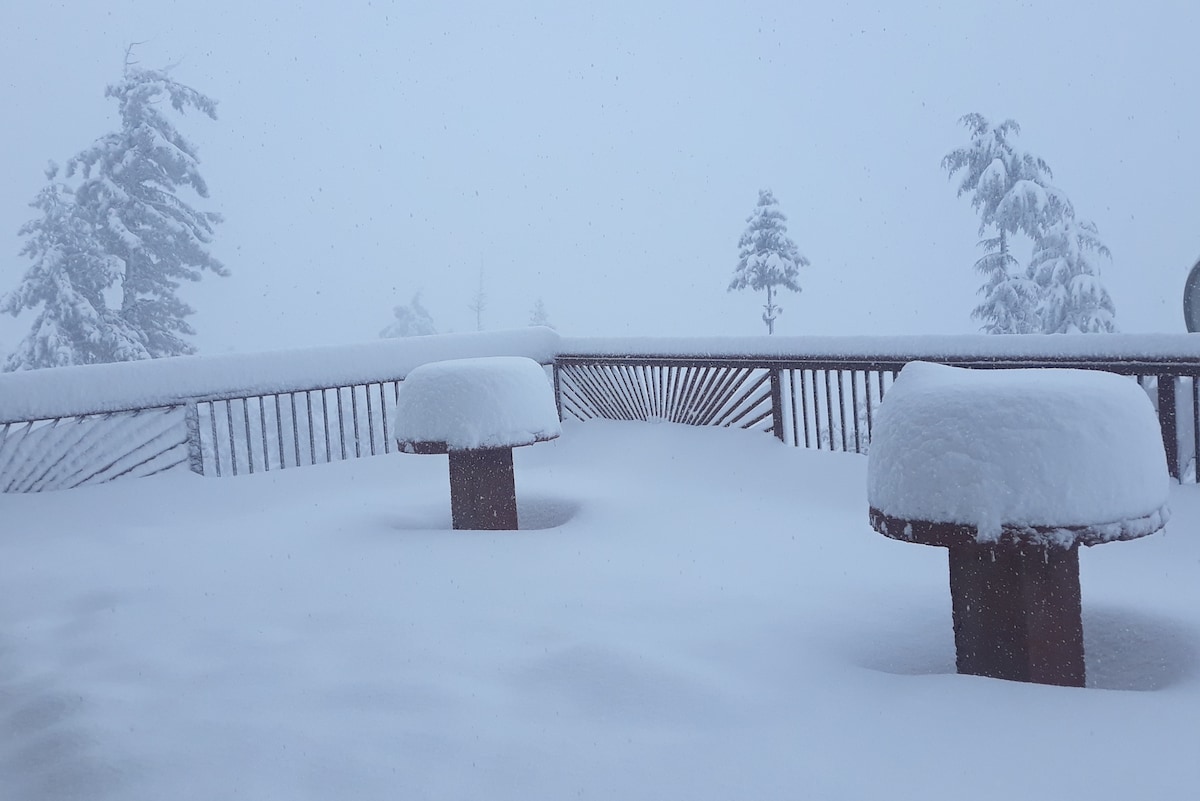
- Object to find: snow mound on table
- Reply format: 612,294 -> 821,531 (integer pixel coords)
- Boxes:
867,361 -> 1169,542
393,356 -> 562,451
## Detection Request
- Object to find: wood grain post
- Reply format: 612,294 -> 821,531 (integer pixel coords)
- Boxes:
448,447 -> 519,530
948,543 -> 1085,687
1157,374 -> 1179,481
769,367 -> 785,443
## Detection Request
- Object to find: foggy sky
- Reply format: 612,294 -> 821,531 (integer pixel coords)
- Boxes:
2,1 -> 1197,355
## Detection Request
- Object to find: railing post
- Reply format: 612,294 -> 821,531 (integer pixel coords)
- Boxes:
552,361 -> 564,422
185,401 -> 205,476
769,367 -> 785,443
1158,374 -> 1180,481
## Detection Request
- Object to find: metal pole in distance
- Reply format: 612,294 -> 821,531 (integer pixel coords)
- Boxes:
447,447 -> 519,530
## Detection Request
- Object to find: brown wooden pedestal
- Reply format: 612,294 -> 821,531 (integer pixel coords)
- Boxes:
948,543 -> 1083,687
448,447 -> 518,530
869,508 -> 1165,688
399,434 -> 558,532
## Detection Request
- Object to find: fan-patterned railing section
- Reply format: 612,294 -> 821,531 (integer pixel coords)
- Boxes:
557,360 -> 776,432
556,356 -> 902,453
555,353 -> 1200,483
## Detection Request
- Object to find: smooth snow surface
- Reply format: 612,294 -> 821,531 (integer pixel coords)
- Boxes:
392,356 -> 561,451
2,422 -> 1198,800
868,362 -> 1170,542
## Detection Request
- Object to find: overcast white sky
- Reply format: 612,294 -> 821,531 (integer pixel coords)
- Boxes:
1,1 -> 1197,354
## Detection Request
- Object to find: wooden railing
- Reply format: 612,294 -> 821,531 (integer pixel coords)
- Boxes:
555,335 -> 1200,483
0,329 -> 559,491
4,331 -> 1200,491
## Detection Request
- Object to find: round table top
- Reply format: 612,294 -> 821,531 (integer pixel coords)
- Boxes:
396,431 -> 560,455
391,356 -> 563,454
869,506 -> 1169,550
866,363 -> 1170,539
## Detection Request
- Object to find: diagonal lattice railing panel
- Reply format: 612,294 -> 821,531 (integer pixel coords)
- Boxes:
0,406 -> 190,493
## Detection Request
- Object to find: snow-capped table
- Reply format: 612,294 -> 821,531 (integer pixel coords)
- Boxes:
393,356 -> 561,530
867,362 -> 1170,687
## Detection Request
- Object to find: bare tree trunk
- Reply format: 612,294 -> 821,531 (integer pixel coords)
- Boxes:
467,266 -> 486,331
763,285 -> 777,335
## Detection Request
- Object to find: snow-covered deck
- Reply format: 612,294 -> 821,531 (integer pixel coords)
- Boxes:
2,420 -> 1197,800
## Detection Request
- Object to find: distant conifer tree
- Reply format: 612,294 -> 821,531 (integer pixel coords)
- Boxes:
66,48 -> 226,358
943,113 -> 1116,334
380,292 -> 437,337
728,189 -> 809,335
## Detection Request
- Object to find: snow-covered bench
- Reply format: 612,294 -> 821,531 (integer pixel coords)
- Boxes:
867,362 -> 1170,687
393,357 -> 561,530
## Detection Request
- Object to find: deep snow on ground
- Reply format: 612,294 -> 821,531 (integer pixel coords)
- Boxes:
1,420 -> 1198,800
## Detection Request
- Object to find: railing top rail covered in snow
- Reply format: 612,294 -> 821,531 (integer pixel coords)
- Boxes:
7,330 -> 1200,425
0,328 -> 560,425
557,333 -> 1200,373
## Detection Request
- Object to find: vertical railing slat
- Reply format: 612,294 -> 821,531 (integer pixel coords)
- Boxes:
321,390 -> 332,464
243,398 -> 255,475
275,395 -> 286,470
207,401 -> 222,478
1192,376 -> 1199,484
226,400 -> 239,476
769,368 -> 785,442
365,383 -> 377,457
1158,374 -> 1180,481
259,396 -> 270,472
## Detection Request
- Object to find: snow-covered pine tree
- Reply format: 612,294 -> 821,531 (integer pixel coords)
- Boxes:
66,52 -> 226,358
942,114 -> 1053,333
529,298 -> 554,329
1029,195 -> 1117,333
729,189 -> 809,335
1,164 -> 148,370
380,292 -> 437,338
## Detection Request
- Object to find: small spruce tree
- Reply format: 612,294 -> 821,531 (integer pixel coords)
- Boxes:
529,298 -> 553,329
729,189 -> 809,335
380,292 -> 437,338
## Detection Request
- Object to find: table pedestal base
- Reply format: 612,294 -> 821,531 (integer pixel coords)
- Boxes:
948,544 -> 1085,687
448,448 -> 518,530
